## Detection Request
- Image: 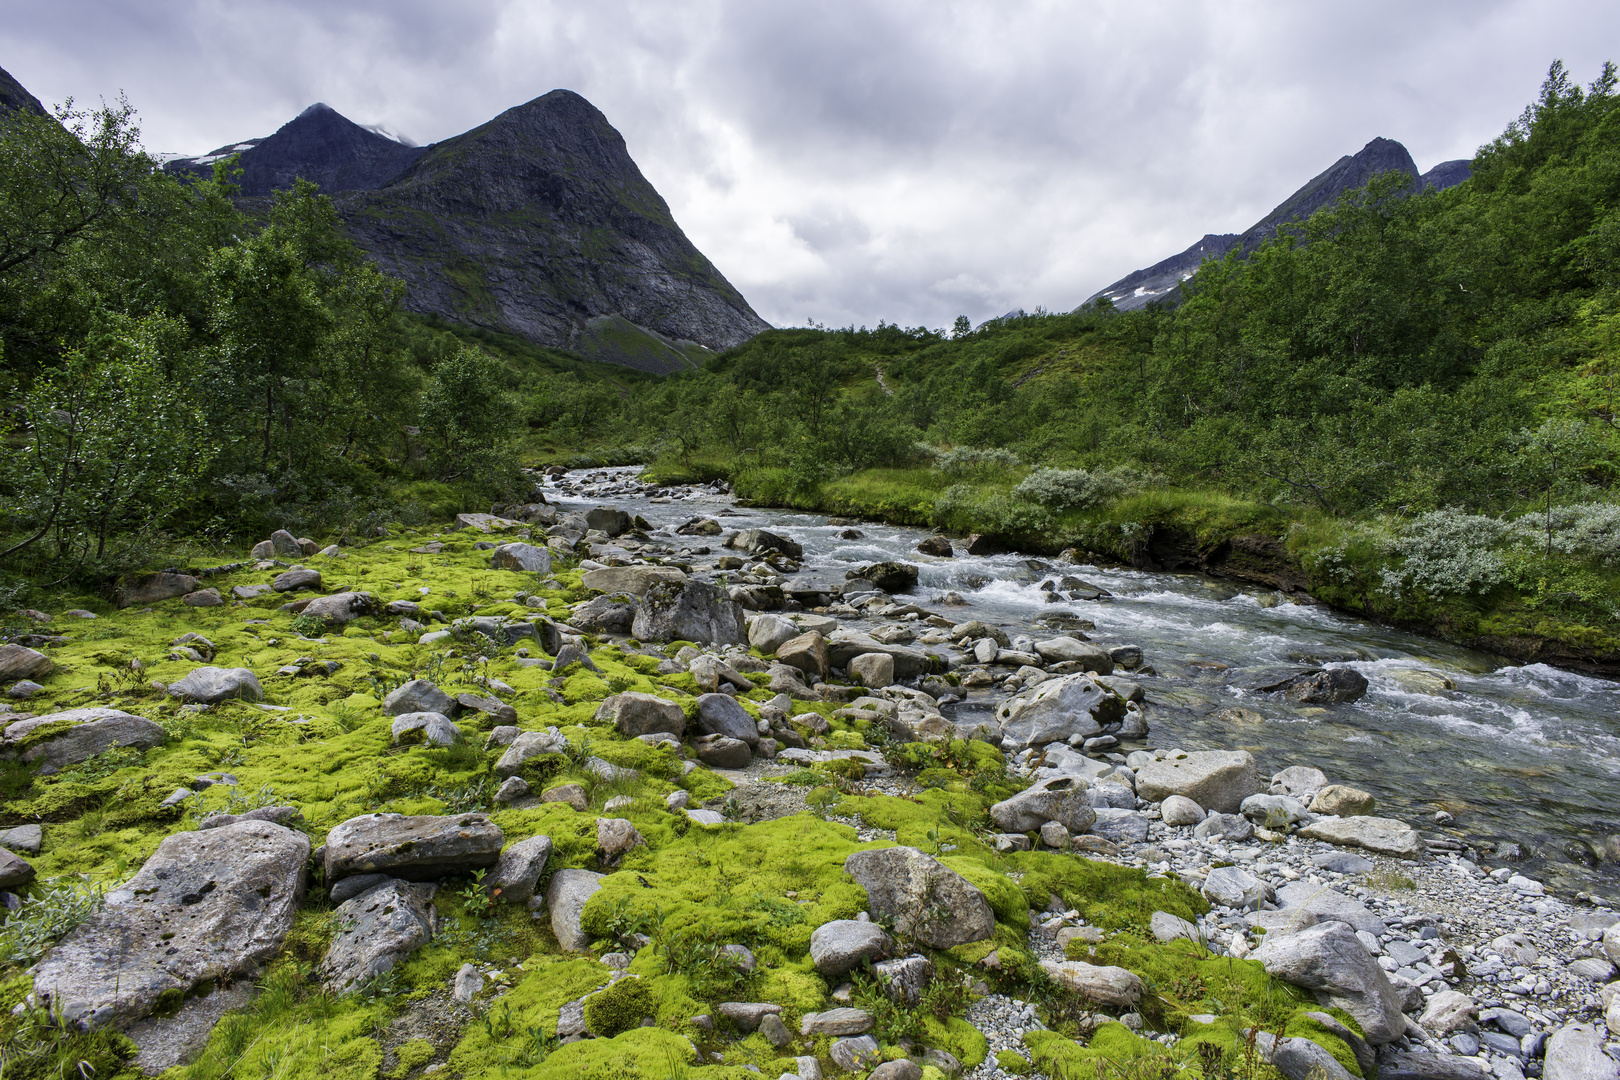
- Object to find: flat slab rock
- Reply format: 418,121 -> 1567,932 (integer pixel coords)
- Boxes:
1,707 -> 166,771
34,821 -> 309,1029
324,813 -> 503,882
1298,815 -> 1424,859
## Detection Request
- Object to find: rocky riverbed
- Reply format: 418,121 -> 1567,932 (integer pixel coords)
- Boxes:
0,466 -> 1616,1080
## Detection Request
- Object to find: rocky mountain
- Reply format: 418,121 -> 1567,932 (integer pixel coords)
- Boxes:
166,103 -> 427,197
0,64 -> 45,115
166,91 -> 769,371
1085,138 -> 1473,311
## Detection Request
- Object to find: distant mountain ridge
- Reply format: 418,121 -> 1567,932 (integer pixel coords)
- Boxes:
1084,137 -> 1472,311
0,64 -> 45,115
161,90 -> 767,371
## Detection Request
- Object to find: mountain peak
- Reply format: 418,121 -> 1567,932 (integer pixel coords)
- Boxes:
0,64 -> 46,116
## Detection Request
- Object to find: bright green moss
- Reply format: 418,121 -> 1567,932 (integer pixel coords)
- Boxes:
997,1048 -> 1032,1074
388,1038 -> 436,1078
582,975 -> 655,1038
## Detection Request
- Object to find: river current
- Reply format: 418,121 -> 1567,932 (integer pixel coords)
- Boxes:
545,468 -> 1620,899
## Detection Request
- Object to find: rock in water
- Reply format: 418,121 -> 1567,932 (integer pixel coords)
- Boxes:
324,813 -> 503,882
34,821 -> 309,1029
1134,750 -> 1260,814
847,562 -> 919,593
632,580 -> 746,645
320,880 -> 440,994
1252,921 -> 1407,1044
1284,667 -> 1369,704
843,847 -> 994,949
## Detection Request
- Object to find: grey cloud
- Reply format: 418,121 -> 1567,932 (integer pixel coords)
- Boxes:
3,0 -> 1618,332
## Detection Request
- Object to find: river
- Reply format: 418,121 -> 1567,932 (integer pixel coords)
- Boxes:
545,467 -> 1620,900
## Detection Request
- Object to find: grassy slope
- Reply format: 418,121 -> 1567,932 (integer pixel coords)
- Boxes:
0,523 -> 1357,1080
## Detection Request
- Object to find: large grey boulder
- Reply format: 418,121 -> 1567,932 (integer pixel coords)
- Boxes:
748,614 -> 800,655
391,712 -> 460,747
269,529 -> 303,555
1031,638 -> 1113,673
1202,866 -> 1270,910
693,735 -> 752,768
695,693 -> 759,746
595,692 -> 686,737
1135,750 -> 1260,814
1252,921 -> 1407,1044
1376,1054 -> 1484,1080
994,674 -> 1126,750
1089,808 -> 1150,843
1299,816 -> 1423,859
0,645 -> 52,683
1543,1024 -> 1620,1080
848,562 -> 918,593
571,595 -> 638,634
848,653 -> 895,688
1271,766 -> 1331,800
2,708 -> 166,770
319,880 -> 439,994
324,813 -> 503,882
729,528 -> 803,558
843,847 -> 994,949
116,572 -> 200,607
810,920 -> 894,978
1038,960 -> 1145,1008
34,820 -> 308,1029
1273,881 -> 1386,937
825,630 -> 931,678
299,591 -> 379,623
776,630 -> 829,680
872,956 -> 934,1006
580,566 -> 687,596
1270,1036 -> 1354,1080
0,849 -> 34,889
491,543 -> 552,574
494,727 -> 569,778
989,776 -> 1097,833
271,567 -> 322,592
487,835 -> 553,904
382,679 -> 457,717
546,869 -> 604,952
166,667 -> 264,705
1285,668 -> 1369,704
632,580 -> 746,645
585,507 -> 632,536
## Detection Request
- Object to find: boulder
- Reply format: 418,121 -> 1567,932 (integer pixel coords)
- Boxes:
1252,921 -> 1407,1044
324,813 -> 503,882
1273,881 -> 1387,937
825,631 -> 930,678
1544,1024 -> 1619,1080
1240,794 -> 1314,828
0,645 -> 53,683
320,880 -> 439,994
1202,866 -> 1271,910
494,728 -> 569,778
2,708 -> 165,770
1151,911 -> 1199,943
810,920 -> 894,978
584,507 -> 632,537
1135,750 -> 1260,814
695,693 -> 759,746
1088,808 -> 1151,844
747,614 -> 800,655
729,529 -> 803,558
1161,795 -> 1206,826
166,666 -> 264,705
546,869 -> 604,952
455,692 -> 518,724
1270,1037 -> 1355,1080
391,712 -> 460,747
1032,638 -> 1113,672
693,734 -> 751,768
1298,816 -> 1423,859
597,818 -> 645,859
580,566 -> 687,596
917,536 -> 953,557
455,512 -> 522,532
1271,766 -> 1330,801
870,1062 -> 923,1080
830,1035 -> 881,1072
595,692 -> 686,738
271,568 -> 322,592
491,543 -> 552,574
571,595 -> 638,634
1311,785 -> 1376,817
1038,960 -> 1145,1008
542,783 -> 589,811
632,580 -> 746,645
116,572 -> 200,607
989,775 -> 1097,833
801,1008 -> 875,1036
0,823 -> 42,855
994,674 -> 1126,750
0,848 -> 34,890
382,679 -> 457,717
848,562 -> 918,593
776,631 -> 830,680
1420,990 -> 1478,1036
843,847 -> 994,949
1285,668 -> 1369,704
848,652 -> 895,688
688,654 -> 750,693
299,591 -> 379,623
269,529 -> 302,555
1193,812 -> 1255,842
1376,1054 -> 1484,1080
34,820 -> 308,1028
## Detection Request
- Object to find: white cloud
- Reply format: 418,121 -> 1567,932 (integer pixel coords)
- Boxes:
4,0 -> 1617,330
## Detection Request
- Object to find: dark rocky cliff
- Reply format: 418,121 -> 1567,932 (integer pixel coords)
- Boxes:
166,90 -> 769,370
166,103 -> 427,197
1086,138 -> 1467,312
0,65 -> 45,116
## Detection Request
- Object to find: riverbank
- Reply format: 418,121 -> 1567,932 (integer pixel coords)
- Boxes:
635,460 -> 1620,678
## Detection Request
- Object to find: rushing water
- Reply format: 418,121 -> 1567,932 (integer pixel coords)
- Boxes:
546,468 -> 1620,899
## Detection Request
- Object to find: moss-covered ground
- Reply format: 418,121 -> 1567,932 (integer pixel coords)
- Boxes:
0,523 -> 1339,1079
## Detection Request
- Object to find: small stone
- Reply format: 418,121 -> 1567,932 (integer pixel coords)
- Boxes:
453,963 -> 485,1003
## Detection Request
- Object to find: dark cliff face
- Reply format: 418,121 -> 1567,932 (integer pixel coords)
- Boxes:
165,103 -> 427,197
329,89 -> 769,361
0,65 -> 46,116
1087,138 -> 1454,312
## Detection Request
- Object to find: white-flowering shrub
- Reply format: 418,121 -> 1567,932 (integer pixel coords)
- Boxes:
1512,502 -> 1620,564
1380,509 -> 1511,598
932,447 -> 1021,475
1011,466 -> 1154,509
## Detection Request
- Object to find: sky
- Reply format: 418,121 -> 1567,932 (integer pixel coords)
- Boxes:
5,0 -> 1619,331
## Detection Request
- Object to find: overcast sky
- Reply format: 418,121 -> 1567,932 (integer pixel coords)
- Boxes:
5,0 -> 1618,330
